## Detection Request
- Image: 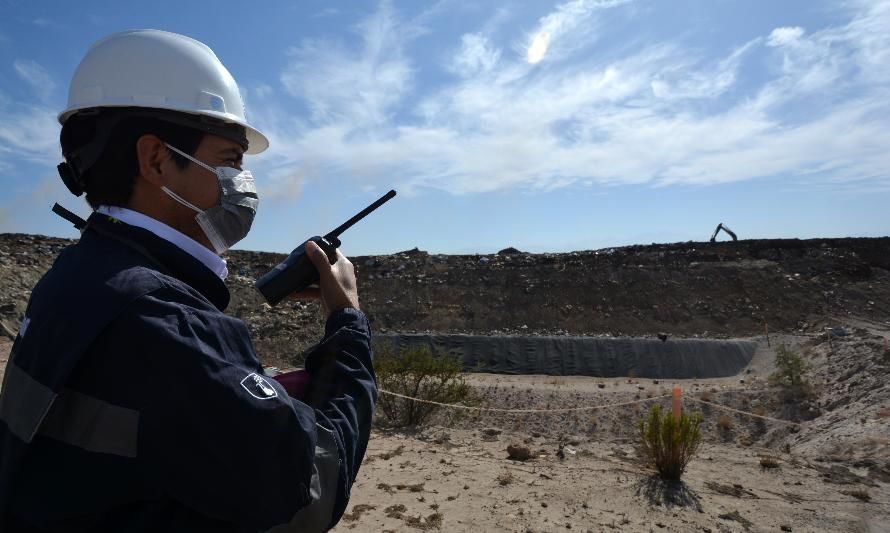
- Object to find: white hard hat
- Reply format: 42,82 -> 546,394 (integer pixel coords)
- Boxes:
59,29 -> 268,154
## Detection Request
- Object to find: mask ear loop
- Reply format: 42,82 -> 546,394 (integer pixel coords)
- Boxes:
161,186 -> 203,213
164,143 -> 219,176
163,143 -> 226,211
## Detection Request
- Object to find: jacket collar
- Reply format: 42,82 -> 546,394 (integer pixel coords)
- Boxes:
84,212 -> 231,311
95,205 -> 228,279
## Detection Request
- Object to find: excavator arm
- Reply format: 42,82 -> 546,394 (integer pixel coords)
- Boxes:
709,223 -> 738,242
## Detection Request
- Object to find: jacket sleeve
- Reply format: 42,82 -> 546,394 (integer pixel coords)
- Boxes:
122,288 -> 322,531
301,308 -> 377,531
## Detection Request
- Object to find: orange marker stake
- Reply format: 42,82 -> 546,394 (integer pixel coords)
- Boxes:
672,387 -> 682,421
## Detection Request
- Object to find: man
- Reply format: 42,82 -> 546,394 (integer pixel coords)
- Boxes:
0,30 -> 376,532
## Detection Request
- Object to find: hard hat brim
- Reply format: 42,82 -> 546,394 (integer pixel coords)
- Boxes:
59,105 -> 269,155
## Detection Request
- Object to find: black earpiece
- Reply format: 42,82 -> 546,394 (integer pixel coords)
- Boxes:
57,161 -> 85,197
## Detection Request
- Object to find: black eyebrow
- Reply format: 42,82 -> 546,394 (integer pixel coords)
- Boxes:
217,148 -> 244,159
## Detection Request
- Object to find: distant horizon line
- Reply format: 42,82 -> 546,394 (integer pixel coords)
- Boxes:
3,231 -> 888,258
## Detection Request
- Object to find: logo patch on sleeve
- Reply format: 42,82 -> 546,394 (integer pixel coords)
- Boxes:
240,373 -> 278,400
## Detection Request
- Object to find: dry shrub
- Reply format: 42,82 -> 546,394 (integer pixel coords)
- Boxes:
405,512 -> 443,530
700,391 -> 713,403
376,445 -> 405,461
637,404 -> 703,480
385,504 -> 407,518
374,343 -> 479,427
716,414 -> 734,431
760,455 -> 780,470
342,504 -> 376,522
844,489 -> 871,502
496,470 -> 516,486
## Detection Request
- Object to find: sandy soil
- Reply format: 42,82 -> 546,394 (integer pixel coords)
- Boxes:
337,427 -> 888,532
2,332 -> 887,532
333,332 -> 890,532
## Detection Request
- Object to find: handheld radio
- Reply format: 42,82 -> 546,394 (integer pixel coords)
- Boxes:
255,190 -> 396,305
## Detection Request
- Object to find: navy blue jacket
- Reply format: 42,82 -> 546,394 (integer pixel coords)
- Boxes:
0,212 -> 377,532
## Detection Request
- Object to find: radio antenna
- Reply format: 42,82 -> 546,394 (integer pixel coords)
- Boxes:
324,189 -> 396,240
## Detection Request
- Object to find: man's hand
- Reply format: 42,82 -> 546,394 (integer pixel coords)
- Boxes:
291,240 -> 360,319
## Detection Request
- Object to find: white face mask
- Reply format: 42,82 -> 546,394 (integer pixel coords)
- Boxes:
162,143 -> 259,255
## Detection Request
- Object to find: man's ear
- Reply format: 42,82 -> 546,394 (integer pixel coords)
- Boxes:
135,134 -> 170,187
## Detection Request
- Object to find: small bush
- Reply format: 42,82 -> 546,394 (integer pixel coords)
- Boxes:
637,404 -> 703,480
759,455 -> 780,470
496,470 -> 515,486
845,489 -> 871,502
770,345 -> 814,400
374,343 -> 478,427
716,414 -> 734,431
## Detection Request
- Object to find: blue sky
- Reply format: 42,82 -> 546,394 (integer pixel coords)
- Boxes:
1,0 -> 888,255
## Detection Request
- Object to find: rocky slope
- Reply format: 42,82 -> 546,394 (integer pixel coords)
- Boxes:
2,233 -> 888,367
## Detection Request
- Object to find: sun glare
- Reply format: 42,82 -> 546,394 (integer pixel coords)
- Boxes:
527,31 -> 551,64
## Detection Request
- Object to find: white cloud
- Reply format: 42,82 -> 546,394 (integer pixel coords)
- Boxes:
451,33 -> 501,76
280,0 -> 412,127
0,102 -> 60,165
651,39 -> 759,100
841,0 -> 890,84
527,32 -> 551,64
32,18 -> 62,29
250,0 -> 890,198
767,26 -> 805,47
523,0 -> 632,64
13,59 -> 56,102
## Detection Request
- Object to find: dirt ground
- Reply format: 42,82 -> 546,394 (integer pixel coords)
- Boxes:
339,427 -> 888,532
2,330 -> 888,532
332,330 -> 890,532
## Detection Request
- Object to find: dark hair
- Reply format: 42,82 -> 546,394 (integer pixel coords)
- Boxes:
60,110 -> 205,209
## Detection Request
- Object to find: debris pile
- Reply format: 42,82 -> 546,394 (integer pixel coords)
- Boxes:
1,233 -> 888,368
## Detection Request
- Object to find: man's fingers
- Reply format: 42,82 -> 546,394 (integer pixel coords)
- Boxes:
305,241 -> 334,280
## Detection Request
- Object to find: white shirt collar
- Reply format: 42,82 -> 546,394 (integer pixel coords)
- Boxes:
96,205 -> 228,279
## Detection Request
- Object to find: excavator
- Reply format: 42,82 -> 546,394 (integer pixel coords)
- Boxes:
709,222 -> 738,242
